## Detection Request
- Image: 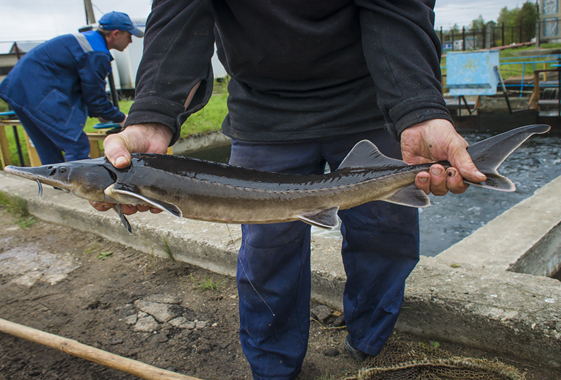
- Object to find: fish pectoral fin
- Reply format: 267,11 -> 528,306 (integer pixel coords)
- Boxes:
383,184 -> 431,208
464,173 -> 516,192
114,204 -> 133,234
111,187 -> 183,218
299,207 -> 340,229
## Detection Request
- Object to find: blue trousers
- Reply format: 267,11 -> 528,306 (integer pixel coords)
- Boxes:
12,106 -> 90,165
229,130 -> 420,380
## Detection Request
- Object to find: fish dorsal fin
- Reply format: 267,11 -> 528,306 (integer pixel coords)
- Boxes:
338,140 -> 407,170
107,183 -> 183,218
466,124 -> 550,191
299,207 -> 340,229
383,184 -> 431,208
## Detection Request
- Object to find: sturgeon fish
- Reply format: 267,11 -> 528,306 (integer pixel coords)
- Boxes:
4,124 -> 550,232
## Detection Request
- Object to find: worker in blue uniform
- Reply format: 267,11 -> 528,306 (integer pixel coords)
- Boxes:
0,11 -> 144,165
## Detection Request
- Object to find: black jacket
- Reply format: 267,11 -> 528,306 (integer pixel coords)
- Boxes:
126,0 -> 452,145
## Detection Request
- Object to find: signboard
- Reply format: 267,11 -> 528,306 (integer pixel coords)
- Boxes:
446,51 -> 500,96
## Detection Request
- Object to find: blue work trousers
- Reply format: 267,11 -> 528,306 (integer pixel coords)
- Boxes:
12,106 -> 90,165
229,129 -> 420,380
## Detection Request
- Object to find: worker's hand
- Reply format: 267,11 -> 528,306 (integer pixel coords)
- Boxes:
400,119 -> 487,196
89,123 -> 174,215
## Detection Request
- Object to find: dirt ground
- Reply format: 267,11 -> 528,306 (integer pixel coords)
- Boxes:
0,208 -> 558,380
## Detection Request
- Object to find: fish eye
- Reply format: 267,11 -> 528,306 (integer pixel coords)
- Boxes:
59,167 -> 67,174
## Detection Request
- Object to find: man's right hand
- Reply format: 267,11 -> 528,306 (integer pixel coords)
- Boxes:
104,123 -> 173,167
89,123 -> 174,215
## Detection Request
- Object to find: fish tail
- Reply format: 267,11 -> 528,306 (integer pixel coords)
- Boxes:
466,124 -> 551,191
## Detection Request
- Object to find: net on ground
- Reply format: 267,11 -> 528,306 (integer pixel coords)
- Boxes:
343,336 -> 525,380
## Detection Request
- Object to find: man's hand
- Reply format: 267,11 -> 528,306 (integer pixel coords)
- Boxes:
89,123 -> 174,215
104,123 -> 173,167
400,119 -> 487,196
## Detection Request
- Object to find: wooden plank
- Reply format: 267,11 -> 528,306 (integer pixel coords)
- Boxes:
86,132 -> 105,158
0,125 -> 12,169
23,131 -> 42,167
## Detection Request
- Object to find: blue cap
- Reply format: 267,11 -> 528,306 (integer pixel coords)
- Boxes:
98,11 -> 144,38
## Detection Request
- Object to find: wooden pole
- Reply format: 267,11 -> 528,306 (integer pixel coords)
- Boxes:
531,70 -> 540,110
83,0 -> 96,24
0,124 -> 13,169
0,317 -> 202,380
502,23 -> 505,46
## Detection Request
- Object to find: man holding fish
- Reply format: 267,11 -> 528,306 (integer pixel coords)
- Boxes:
92,1 -> 486,379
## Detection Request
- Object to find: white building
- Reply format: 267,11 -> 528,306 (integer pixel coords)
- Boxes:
112,18 -> 228,92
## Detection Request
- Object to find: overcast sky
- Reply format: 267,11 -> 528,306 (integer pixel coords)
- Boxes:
434,0 -> 529,29
0,0 -> 529,42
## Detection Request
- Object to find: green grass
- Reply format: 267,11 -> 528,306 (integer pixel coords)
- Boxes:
97,251 -> 114,260
162,236 -> 175,261
83,243 -> 113,260
0,190 -> 36,228
179,92 -> 228,139
418,340 -> 441,349
498,44 -> 561,79
190,273 -> 225,291
2,123 -> 30,166
0,99 -> 8,113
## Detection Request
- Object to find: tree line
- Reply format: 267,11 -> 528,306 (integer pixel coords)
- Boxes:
438,1 -> 540,49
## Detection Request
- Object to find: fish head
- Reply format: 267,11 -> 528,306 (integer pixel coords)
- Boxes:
5,158 -> 116,202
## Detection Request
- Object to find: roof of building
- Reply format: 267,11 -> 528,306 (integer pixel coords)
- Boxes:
0,41 -> 45,56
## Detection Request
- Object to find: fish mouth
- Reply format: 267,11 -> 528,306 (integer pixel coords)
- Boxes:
4,165 -> 73,191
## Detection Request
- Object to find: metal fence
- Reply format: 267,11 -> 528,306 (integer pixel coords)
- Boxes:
437,22 -> 539,52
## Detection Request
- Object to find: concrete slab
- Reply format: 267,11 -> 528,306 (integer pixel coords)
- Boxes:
0,170 -> 560,368
437,175 -> 561,276
399,256 -> 561,367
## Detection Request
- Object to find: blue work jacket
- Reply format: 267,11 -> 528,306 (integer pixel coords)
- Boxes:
0,30 -> 125,141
